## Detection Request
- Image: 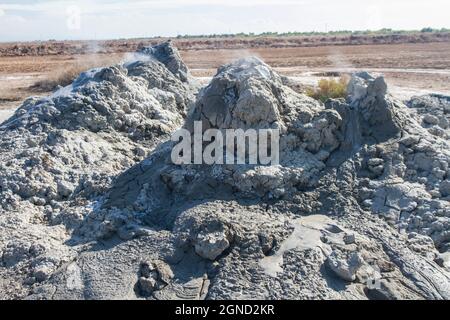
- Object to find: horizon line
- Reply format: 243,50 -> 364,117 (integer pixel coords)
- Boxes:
1,27 -> 449,44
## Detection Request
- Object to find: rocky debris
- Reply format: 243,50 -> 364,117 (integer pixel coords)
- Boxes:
367,158 -> 385,177
440,180 -> 450,197
194,231 -> 231,261
1,241 -> 45,267
323,73 -> 450,253
408,94 -> 450,139
407,232 -> 439,260
138,276 -> 157,296
435,252 -> 450,270
0,43 -> 450,300
423,114 -> 439,125
32,257 -> 60,283
326,251 -> 364,282
137,260 -> 174,297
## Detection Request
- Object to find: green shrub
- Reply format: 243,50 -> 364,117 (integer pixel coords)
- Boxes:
306,77 -> 348,102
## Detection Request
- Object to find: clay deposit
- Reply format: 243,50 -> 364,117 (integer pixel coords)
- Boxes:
0,42 -> 449,300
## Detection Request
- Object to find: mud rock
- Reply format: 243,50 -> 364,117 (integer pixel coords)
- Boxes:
326,251 -> 364,282
1,44 -> 450,300
423,114 -> 439,125
32,259 -> 58,282
439,180 -> 450,197
57,181 -> 74,198
435,252 -> 450,270
140,260 -> 174,287
195,230 -> 230,261
408,94 -> 450,134
138,277 -> 157,296
2,241 -> 44,267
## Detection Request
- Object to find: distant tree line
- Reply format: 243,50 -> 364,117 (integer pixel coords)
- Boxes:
175,28 -> 450,39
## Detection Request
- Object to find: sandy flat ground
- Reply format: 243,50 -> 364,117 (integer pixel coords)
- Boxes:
1,42 -> 449,124
0,109 -> 14,123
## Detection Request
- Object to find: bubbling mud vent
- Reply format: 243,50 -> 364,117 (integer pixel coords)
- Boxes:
0,42 -> 449,300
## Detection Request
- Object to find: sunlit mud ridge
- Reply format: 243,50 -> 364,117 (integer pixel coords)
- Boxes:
0,42 -> 449,300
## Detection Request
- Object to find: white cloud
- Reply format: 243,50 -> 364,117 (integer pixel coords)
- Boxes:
0,0 -> 307,13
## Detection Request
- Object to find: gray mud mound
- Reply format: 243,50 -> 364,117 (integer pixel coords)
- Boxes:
0,42 -> 198,298
0,44 -> 449,300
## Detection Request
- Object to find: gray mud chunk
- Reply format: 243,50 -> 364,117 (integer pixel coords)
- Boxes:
326,251 -> 364,282
439,180 -> 450,197
435,252 -> 450,270
1,241 -> 45,267
344,233 -> 356,245
140,261 -> 158,279
138,277 -> 157,296
1,241 -> 32,267
423,114 -> 439,125
194,231 -> 230,261
57,181 -> 74,198
408,94 -> 450,131
368,158 -> 385,176
152,260 -> 174,285
139,260 -> 174,289
32,258 -> 59,282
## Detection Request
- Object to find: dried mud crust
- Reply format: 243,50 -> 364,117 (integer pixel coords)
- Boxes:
0,42 -> 449,300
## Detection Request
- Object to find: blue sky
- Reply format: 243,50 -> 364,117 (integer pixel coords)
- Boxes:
0,0 -> 449,42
